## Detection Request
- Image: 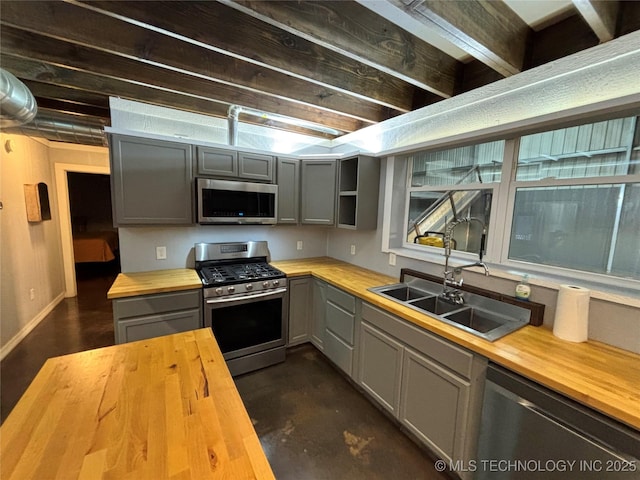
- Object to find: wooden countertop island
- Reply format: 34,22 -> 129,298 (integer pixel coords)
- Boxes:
0,329 -> 275,480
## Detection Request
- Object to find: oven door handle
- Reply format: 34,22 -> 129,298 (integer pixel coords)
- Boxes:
205,287 -> 287,305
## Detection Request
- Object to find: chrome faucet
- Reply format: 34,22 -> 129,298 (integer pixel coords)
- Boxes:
441,217 -> 490,304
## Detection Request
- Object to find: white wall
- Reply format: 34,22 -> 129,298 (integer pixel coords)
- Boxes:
0,134 -> 65,356
118,224 -> 329,272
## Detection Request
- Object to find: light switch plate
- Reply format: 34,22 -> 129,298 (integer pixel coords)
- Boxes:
350,244 -> 356,255
297,241 -> 303,251
156,246 -> 167,260
389,253 -> 396,266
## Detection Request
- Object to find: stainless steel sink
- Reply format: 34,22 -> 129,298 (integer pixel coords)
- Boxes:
368,276 -> 530,341
408,296 -> 462,315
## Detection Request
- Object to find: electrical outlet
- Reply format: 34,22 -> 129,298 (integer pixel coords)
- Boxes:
389,253 -> 396,266
156,246 -> 167,260
297,240 -> 303,251
29,288 -> 35,300
350,244 -> 356,255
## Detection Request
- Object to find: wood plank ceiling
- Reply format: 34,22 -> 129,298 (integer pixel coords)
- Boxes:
1,0 -> 639,146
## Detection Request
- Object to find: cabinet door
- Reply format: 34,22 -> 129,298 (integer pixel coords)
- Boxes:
310,279 -> 327,350
288,277 -> 310,345
358,322 -> 404,416
400,347 -> 470,463
196,146 -> 238,177
277,157 -> 299,224
239,152 -> 274,182
300,160 -> 336,225
116,309 -> 202,344
110,134 -> 193,225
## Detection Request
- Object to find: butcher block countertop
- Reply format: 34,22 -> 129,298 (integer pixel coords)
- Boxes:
0,329 -> 275,480
271,257 -> 640,430
107,268 -> 202,299
103,258 -> 640,430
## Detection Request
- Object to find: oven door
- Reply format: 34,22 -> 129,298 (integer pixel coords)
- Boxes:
204,288 -> 287,360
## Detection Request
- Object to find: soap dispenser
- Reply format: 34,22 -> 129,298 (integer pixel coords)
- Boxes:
515,274 -> 531,301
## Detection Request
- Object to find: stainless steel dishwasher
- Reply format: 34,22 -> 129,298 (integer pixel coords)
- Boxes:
475,363 -> 639,480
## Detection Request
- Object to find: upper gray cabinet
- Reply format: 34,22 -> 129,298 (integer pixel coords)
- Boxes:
196,146 -> 274,183
300,159 -> 337,225
109,134 -> 193,225
337,155 -> 380,230
277,157 -> 299,224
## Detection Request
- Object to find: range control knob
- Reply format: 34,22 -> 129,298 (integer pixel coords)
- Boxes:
215,287 -> 223,295
262,281 -> 270,288
228,286 -> 235,294
246,283 -> 254,291
273,280 -> 280,286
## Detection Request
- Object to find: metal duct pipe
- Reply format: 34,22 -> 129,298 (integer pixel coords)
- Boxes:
0,68 -> 37,128
4,116 -> 107,146
228,105 -> 242,146
227,104 -> 341,145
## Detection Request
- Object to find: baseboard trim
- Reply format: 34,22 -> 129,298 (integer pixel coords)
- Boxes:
0,292 -> 65,361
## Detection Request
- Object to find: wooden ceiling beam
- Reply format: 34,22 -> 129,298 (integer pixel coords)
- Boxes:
379,0 -> 529,77
0,1 -> 394,125
572,0 -> 619,42
0,26 -> 366,133
222,0 -> 459,98
33,97 -> 111,120
3,57 -> 341,139
78,0 -> 422,112
21,80 -> 110,110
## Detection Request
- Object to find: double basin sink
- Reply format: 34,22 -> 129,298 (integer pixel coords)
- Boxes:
368,277 -> 530,341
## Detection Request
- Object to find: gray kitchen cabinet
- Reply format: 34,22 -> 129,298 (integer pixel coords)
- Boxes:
300,159 -> 336,225
310,279 -> 327,350
113,289 -> 202,344
324,285 -> 357,377
358,321 -> 404,416
277,157 -> 300,224
196,146 -> 238,178
109,134 -> 193,225
288,276 -> 311,346
337,155 -> 380,230
239,152 -> 274,182
196,146 -> 274,182
359,302 -> 486,474
400,347 -> 470,464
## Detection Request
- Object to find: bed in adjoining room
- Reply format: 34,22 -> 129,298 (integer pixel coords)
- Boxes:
72,230 -> 119,263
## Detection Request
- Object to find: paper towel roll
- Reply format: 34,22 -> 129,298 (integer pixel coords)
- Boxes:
553,285 -> 590,342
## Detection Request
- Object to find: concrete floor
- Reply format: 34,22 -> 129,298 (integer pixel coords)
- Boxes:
235,345 -> 450,480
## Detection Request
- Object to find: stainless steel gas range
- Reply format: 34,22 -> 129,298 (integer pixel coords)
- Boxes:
194,241 -> 287,376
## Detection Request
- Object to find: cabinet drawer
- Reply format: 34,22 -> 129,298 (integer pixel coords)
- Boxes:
362,303 -> 474,379
114,290 -> 201,320
324,329 -> 353,376
117,309 -> 202,343
327,285 -> 356,313
326,301 -> 355,345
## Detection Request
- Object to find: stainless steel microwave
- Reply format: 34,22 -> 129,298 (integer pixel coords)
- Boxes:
196,178 -> 278,225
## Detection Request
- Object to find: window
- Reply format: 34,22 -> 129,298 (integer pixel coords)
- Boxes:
508,116 -> 640,280
401,141 -> 503,255
397,115 -> 640,284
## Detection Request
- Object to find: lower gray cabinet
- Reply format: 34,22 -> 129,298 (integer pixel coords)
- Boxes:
310,279 -> 327,350
113,289 -> 202,344
400,347 -> 470,463
358,321 -> 404,415
288,277 -> 311,345
359,302 -> 486,476
324,285 -> 357,377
